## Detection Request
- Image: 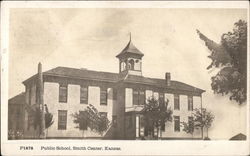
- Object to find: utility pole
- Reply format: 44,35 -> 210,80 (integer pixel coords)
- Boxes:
38,62 -> 45,139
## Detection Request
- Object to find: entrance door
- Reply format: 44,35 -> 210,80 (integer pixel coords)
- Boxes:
136,115 -> 159,139
143,116 -> 158,139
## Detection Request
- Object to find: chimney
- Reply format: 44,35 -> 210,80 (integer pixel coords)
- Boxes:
165,72 -> 171,86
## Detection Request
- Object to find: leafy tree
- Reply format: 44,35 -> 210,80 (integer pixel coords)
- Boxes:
181,120 -> 194,137
182,108 -> 214,139
44,104 -> 54,129
197,20 -> 247,104
72,104 -> 110,136
25,104 -> 40,130
25,104 -> 54,137
141,97 -> 173,139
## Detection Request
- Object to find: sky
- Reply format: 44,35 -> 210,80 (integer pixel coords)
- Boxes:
9,8 -> 247,139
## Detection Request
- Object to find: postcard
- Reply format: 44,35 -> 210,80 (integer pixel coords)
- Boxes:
1,1 -> 249,155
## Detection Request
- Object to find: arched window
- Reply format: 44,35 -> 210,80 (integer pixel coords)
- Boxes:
121,62 -> 126,71
128,59 -> 135,70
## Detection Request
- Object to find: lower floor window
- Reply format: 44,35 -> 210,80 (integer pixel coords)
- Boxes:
58,110 -> 67,130
174,116 -> 180,132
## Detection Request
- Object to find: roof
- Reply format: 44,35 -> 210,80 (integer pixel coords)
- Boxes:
229,133 -> 246,140
23,66 -> 205,94
123,75 -> 204,93
8,92 -> 25,104
116,40 -> 144,58
44,66 -> 119,82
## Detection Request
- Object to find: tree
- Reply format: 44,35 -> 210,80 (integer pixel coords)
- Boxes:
140,97 -> 173,139
182,108 -> 214,139
44,104 -> 54,137
72,104 -> 110,137
25,104 -> 54,138
181,120 -> 194,138
197,20 -> 247,104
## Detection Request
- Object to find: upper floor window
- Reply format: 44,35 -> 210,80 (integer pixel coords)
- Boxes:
80,86 -> 88,104
133,89 -> 145,105
59,84 -> 68,103
139,91 -> 145,105
58,110 -> 67,130
100,88 -> 107,105
174,116 -> 180,132
188,96 -> 193,111
159,93 -> 164,106
174,94 -> 180,110
133,89 -> 139,105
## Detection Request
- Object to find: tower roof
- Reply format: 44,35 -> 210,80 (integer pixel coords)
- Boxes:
116,39 -> 144,58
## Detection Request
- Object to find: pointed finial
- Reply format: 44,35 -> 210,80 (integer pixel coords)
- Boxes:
129,32 -> 131,42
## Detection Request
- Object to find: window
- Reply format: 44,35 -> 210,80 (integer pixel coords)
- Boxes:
174,116 -> 180,132
159,93 -> 164,106
100,88 -> 107,105
188,96 -> 193,111
188,116 -> 194,132
58,110 -> 67,130
139,91 -> 145,105
133,89 -> 146,105
128,59 -> 135,70
174,94 -> 180,110
80,86 -> 88,104
133,90 -> 145,105
59,84 -> 67,103
133,89 -> 139,105
79,111 -> 88,130
121,62 -> 126,72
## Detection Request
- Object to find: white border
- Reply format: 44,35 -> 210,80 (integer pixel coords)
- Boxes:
1,1 -> 249,155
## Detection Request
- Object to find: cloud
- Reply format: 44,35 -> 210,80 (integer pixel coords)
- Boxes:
100,9 -> 132,37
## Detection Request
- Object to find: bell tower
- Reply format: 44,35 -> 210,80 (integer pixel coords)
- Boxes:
116,34 -> 144,76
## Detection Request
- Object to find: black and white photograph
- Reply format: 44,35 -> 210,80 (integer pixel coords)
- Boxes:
1,1 -> 249,155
